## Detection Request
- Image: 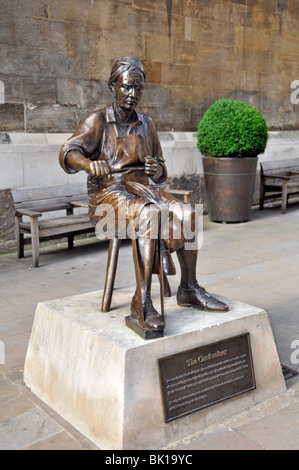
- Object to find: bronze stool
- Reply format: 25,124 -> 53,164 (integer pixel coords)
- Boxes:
101,238 -> 172,314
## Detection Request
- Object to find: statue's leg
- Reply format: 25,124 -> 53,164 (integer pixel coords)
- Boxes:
130,237 -> 165,330
166,202 -> 228,313
176,247 -> 229,312
176,247 -> 198,289
130,204 -> 165,330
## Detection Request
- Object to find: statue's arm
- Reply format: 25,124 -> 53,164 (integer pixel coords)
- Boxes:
66,150 -> 110,177
59,111 -> 110,178
146,117 -> 167,184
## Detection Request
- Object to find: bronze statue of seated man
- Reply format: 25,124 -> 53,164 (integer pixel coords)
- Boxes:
59,56 -> 228,333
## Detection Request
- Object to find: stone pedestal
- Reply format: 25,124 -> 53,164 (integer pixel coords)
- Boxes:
24,286 -> 286,450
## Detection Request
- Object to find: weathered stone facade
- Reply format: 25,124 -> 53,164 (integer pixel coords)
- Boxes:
0,188 -> 15,250
0,0 -> 299,133
1,0 -> 299,251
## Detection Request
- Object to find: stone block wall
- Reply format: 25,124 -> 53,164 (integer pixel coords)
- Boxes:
1,0 -> 299,250
0,0 -> 299,133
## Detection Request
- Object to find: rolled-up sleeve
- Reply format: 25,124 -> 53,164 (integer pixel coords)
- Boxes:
59,111 -> 104,174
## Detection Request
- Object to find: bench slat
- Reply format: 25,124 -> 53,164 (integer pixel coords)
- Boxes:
18,213 -> 91,230
260,158 -> 299,173
11,183 -> 88,203
260,159 -> 299,213
20,224 -> 94,238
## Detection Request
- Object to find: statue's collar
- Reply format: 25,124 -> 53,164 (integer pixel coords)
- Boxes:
106,104 -> 143,126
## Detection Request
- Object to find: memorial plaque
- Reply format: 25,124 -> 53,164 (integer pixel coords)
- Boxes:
158,333 -> 255,422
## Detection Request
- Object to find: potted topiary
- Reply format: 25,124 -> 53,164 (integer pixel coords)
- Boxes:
197,98 -> 268,222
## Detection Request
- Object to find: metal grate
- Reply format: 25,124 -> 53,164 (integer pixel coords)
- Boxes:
281,364 -> 299,380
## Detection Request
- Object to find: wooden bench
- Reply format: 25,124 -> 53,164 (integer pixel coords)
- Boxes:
164,188 -> 192,204
260,158 -> 299,213
11,183 -> 94,267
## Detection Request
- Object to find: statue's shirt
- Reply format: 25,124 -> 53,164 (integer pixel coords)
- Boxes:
59,104 -> 187,251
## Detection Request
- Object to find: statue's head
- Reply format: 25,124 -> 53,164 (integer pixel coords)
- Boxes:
108,56 -> 146,112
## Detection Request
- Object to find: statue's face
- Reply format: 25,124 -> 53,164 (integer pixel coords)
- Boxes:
113,70 -> 144,112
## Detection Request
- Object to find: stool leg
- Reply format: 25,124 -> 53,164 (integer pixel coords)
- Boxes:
101,239 -> 120,312
157,228 -> 165,321
163,273 -> 171,297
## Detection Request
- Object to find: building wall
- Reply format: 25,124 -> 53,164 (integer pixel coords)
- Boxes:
1,0 -> 299,250
0,0 -> 299,133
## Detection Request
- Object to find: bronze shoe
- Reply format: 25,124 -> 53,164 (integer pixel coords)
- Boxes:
130,295 -> 165,330
177,283 -> 229,312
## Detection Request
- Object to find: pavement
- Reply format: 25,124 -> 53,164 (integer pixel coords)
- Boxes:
0,201 -> 299,451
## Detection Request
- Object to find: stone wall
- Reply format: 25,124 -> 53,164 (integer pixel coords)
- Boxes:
0,0 -> 299,133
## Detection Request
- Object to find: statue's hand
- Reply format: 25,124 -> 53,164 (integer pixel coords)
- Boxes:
86,160 -> 111,178
145,156 -> 159,176
145,156 -> 163,180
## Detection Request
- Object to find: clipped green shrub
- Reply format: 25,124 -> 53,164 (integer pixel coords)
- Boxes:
197,99 -> 268,158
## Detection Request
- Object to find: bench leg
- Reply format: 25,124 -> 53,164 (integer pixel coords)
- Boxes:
66,207 -> 74,249
259,181 -> 265,210
30,217 -> 40,267
15,216 -> 24,259
68,234 -> 74,249
281,180 -> 288,214
18,233 -> 24,259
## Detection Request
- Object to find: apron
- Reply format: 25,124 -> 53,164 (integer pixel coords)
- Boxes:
88,126 -> 187,253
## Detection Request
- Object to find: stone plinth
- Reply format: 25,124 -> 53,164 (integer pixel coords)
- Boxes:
24,286 -> 286,450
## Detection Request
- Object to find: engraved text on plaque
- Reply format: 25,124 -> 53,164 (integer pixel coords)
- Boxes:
158,333 -> 255,422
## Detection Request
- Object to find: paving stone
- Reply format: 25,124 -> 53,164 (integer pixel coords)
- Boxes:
20,430 -> 92,450
0,391 -> 36,424
171,428 -> 264,450
0,376 -> 18,404
0,407 -> 63,450
236,402 -> 299,450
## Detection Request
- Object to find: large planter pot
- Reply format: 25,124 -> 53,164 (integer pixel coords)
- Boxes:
202,156 -> 258,223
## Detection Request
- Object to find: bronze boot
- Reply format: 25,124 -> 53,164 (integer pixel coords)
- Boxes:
177,283 -> 229,312
130,295 -> 164,330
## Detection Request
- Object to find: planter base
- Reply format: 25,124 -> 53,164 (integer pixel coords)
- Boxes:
203,156 -> 258,223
